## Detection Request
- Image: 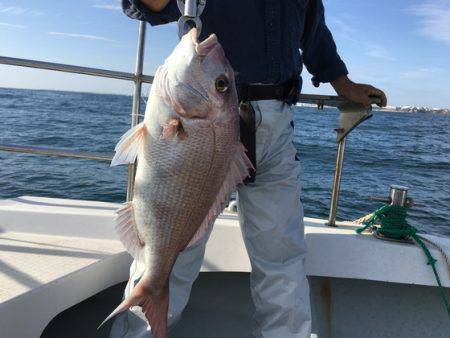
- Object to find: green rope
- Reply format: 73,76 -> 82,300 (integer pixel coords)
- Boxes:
356,204 -> 450,317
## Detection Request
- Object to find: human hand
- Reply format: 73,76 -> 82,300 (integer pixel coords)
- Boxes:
141,0 -> 171,12
331,75 -> 387,108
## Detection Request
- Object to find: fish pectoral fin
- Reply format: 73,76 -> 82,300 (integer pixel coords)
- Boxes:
115,202 -> 144,259
186,142 -> 253,248
110,122 -> 146,166
160,118 -> 187,140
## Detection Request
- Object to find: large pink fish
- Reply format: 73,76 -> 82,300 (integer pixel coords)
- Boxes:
102,29 -> 252,338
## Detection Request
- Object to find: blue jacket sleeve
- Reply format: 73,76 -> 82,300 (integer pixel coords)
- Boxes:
300,0 -> 348,86
122,0 -> 180,26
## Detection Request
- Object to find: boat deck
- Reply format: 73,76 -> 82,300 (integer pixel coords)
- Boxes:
41,273 -> 255,338
0,231 -> 125,305
1,196 -> 450,337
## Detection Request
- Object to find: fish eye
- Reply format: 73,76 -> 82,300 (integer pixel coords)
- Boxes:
215,75 -> 229,93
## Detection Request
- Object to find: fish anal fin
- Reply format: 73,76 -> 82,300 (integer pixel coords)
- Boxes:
187,142 -> 253,247
115,202 -> 144,259
110,122 -> 146,167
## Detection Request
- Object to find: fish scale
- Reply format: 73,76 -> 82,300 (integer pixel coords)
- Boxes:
135,125 -> 218,257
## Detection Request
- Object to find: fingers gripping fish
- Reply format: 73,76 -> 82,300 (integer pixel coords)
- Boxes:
101,29 -> 253,338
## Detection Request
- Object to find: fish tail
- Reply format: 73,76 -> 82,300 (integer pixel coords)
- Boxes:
99,277 -> 169,338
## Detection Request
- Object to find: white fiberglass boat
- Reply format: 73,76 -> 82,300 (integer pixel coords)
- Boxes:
1,196 -> 449,338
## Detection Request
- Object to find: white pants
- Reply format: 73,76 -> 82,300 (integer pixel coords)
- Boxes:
110,100 -> 311,338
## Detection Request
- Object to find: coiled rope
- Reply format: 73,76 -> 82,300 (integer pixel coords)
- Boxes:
356,204 -> 450,317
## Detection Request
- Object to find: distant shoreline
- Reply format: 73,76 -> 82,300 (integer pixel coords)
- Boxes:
373,107 -> 450,115
296,102 -> 450,115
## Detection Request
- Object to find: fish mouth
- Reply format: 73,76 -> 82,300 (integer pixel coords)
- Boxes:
190,28 -> 218,56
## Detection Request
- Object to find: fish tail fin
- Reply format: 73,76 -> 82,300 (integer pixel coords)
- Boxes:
99,277 -> 169,338
110,122 -> 146,166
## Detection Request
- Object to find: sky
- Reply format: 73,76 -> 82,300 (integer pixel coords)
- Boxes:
0,0 -> 449,107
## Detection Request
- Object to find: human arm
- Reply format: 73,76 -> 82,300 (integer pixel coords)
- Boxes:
300,0 -> 387,107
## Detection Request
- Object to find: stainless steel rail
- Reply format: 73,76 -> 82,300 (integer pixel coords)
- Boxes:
300,94 -> 381,110
0,56 -> 154,84
327,139 -> 346,226
0,22 -> 148,201
0,144 -> 112,162
126,21 -> 146,201
298,94 -> 349,108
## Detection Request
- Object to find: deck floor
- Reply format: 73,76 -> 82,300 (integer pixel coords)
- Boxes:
41,272 -> 254,338
0,231 -> 124,304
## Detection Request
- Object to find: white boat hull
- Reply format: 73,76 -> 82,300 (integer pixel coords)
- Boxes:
1,196 -> 449,337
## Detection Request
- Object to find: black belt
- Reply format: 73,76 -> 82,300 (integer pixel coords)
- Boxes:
237,76 -> 300,105
237,76 -> 300,184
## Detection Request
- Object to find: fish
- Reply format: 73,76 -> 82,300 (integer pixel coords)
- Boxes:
101,28 -> 252,338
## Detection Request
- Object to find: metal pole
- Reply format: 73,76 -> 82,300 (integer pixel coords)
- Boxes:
0,56 -> 153,84
328,138 -> 347,226
0,144 -> 112,161
389,185 -> 409,206
126,21 -> 147,202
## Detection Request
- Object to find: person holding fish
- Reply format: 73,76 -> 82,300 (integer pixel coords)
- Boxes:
108,1 -> 387,338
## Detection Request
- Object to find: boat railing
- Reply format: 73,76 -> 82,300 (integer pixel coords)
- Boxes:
1,21 -> 148,201
0,21 -> 375,225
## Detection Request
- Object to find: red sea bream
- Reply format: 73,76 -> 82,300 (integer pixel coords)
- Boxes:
102,28 -> 252,338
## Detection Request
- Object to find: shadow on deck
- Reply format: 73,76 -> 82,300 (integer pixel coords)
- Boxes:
41,272 -> 253,338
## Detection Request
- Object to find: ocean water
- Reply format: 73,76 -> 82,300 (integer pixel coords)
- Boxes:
1,87 -> 449,236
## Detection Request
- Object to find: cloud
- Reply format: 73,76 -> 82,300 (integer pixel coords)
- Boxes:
0,22 -> 26,29
401,67 -> 444,79
48,32 -> 117,43
92,4 -> 121,11
410,3 -> 450,45
0,4 -> 43,15
0,5 -> 25,14
92,1 -> 121,11
328,14 -> 396,61
364,44 -> 396,61
327,16 -> 358,43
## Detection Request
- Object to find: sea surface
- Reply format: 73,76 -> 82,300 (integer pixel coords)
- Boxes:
1,87 -> 449,236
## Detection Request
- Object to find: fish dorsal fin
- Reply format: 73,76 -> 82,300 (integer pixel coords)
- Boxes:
115,202 -> 144,259
187,143 -> 253,247
110,122 -> 146,166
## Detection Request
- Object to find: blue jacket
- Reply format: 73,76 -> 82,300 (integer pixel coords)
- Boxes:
122,0 -> 348,88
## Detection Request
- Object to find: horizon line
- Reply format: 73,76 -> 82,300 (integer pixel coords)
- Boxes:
0,86 -> 448,110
